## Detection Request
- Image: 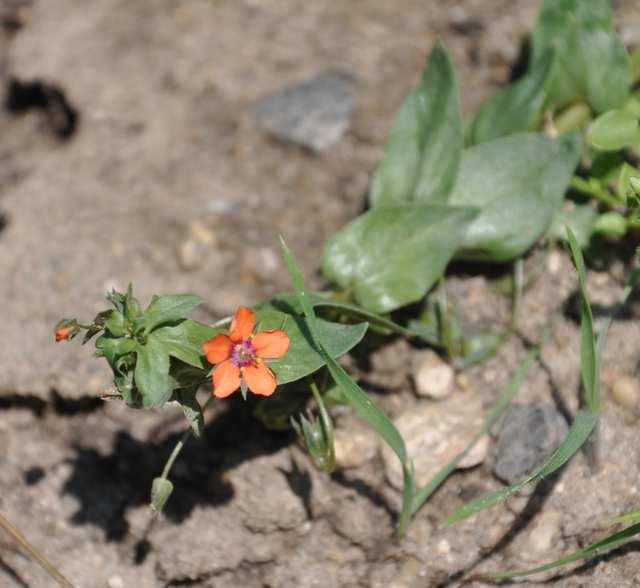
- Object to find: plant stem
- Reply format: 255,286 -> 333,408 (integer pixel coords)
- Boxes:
160,396 -> 216,480
0,512 -> 75,588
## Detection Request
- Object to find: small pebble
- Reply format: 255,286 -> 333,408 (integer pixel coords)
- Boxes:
526,510 -> 562,556
107,576 -> 125,588
411,350 -> 454,399
333,428 -> 378,469
610,376 -> 640,415
178,239 -> 207,271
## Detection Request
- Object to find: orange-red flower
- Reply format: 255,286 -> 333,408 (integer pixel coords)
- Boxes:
203,306 -> 290,398
55,326 -> 74,342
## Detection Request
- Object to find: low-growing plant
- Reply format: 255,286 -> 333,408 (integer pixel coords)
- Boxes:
48,0 -> 640,583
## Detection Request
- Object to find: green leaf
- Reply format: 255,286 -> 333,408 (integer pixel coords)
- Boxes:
254,309 -> 368,385
151,320 -> 220,370
281,236 -> 415,535
470,50 -> 554,144
443,409 -> 598,526
134,338 -> 173,408
95,335 -> 136,364
531,0 -> 631,113
450,132 -> 581,262
104,311 -> 127,337
587,109 -> 640,151
322,205 -> 477,313
610,508 -> 640,526
142,294 -> 203,333
370,41 -> 462,206
412,344 -> 539,516
479,521 -> 640,581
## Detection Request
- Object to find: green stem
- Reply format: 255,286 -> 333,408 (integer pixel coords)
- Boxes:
160,396 -> 215,480
0,512 -> 75,588
570,176 -> 621,208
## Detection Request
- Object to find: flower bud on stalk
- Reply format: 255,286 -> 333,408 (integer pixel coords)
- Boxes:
54,319 -> 80,342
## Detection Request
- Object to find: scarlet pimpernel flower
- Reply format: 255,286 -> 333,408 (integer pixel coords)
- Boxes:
203,306 -> 290,399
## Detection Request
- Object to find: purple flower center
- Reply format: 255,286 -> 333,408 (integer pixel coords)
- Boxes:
230,338 -> 256,368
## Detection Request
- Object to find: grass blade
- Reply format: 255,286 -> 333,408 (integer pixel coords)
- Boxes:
610,509 -> 640,525
279,237 -> 415,534
566,228 -> 598,412
411,343 -> 539,515
475,522 -> 640,581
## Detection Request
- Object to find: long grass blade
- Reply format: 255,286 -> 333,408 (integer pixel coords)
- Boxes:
279,237 -> 415,534
474,522 -> 640,581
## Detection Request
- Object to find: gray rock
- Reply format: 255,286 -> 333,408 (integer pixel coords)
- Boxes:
492,402 -> 568,485
253,70 -> 356,151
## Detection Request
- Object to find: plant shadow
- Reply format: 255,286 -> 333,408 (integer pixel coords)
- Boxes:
61,395 -> 293,544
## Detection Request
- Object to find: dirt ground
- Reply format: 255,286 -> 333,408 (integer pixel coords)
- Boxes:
2,1 -> 640,586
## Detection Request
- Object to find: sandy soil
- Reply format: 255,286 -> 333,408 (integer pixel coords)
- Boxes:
1,1 -> 640,586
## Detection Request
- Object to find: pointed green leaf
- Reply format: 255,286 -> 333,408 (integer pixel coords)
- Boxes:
370,41 -> 462,206
151,320 -> 220,369
450,132 -> 581,262
255,309 -> 367,385
134,338 -> 173,408
470,50 -> 554,144
322,205 -> 477,313
142,294 -> 203,333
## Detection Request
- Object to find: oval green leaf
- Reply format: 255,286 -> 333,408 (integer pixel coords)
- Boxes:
587,109 -> 640,151
322,205 -> 477,313
450,132 -> 581,262
255,309 -> 367,385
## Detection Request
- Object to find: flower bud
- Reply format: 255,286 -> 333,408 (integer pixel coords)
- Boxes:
54,319 -> 79,342
291,408 -> 335,473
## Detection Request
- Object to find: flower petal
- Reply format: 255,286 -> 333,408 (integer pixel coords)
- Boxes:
229,306 -> 255,341
212,360 -> 241,398
203,333 -> 232,364
253,329 -> 290,359
243,362 -> 277,396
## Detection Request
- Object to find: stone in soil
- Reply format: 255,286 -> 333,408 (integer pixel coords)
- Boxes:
411,349 -> 454,399
492,401 -> 568,485
253,70 -> 356,152
610,375 -> 640,416
380,393 -> 489,490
